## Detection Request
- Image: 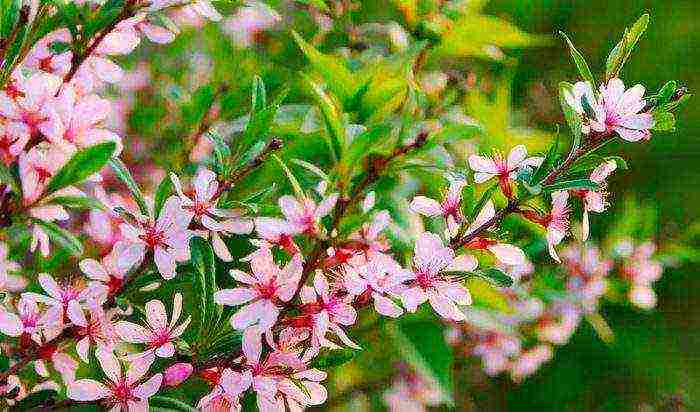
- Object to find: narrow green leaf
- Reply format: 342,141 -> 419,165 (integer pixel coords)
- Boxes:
45,142 -> 116,195
240,87 -> 288,150
652,112 -> 676,131
476,268 -> 513,287
605,14 -> 650,80
190,236 -> 220,341
251,74 -> 266,113
0,161 -> 19,194
45,195 -> 107,211
302,75 -> 344,163
559,82 -> 583,151
150,396 -> 198,412
153,176 -> 174,218
291,158 -> 329,180
272,154 -> 304,199
531,134 -> 560,184
559,32 -> 596,90
31,218 -> 83,257
468,184 -> 498,222
311,348 -> 358,369
656,80 -> 678,105
542,178 -> 598,192
109,158 -> 149,216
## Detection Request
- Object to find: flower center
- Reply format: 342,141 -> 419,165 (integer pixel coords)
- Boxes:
139,225 -> 166,248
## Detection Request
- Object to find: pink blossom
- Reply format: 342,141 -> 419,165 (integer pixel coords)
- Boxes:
523,191 -> 570,262
344,210 -> 392,260
622,241 -> 663,309
561,244 -> 612,312
472,331 -> 522,376
22,273 -> 100,325
213,248 -> 302,330
536,303 -> 582,345
0,120 -> 30,166
463,201 -> 527,265
299,273 -> 361,350
67,347 -> 162,411
410,180 -> 466,237
163,363 -> 193,387
383,366 -> 444,412
0,241 -> 25,292
223,1 -> 281,47
171,168 -> 253,261
573,160 -> 617,240
24,29 -> 73,77
19,143 -> 68,205
278,193 -> 338,236
510,345 -> 552,382
52,85 -> 122,152
0,297 -> 58,342
468,145 -> 543,198
400,232 -> 474,321
70,303 -> 118,363
197,367 -> 252,411
28,204 -> 70,257
565,78 -> 654,141
344,254 -> 409,318
118,196 -> 193,279
80,242 -> 131,299
254,217 -> 300,255
0,72 -> 63,143
114,293 -> 191,358
84,187 -> 137,248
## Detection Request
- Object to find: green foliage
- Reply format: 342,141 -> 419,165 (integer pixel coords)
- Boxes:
109,157 -> 149,215
30,218 -> 83,257
45,142 -> 117,195
605,13 -> 650,80
189,236 -> 222,347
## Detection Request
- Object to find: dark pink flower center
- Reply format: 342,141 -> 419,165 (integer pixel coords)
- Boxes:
139,225 -> 166,248
256,280 -> 277,300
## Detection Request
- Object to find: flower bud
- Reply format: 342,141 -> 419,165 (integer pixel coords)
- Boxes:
164,363 -> 193,387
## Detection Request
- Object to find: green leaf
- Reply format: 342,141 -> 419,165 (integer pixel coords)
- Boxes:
251,74 -> 266,113
468,184 -> 498,222
190,236 -> 220,341
531,133 -> 560,184
292,30 -> 358,104
31,218 -> 83,257
272,154 -> 304,199
291,158 -> 329,180
109,158 -> 150,216
149,397 -> 198,412
542,178 -> 598,192
558,82 -> 582,151
559,32 -> 596,91
154,175 -> 174,218
656,80 -> 678,106
605,14 -> 650,80
45,142 -> 116,195
0,161 -> 20,194
45,195 -> 107,211
8,390 -> 57,411
240,87 -> 288,150
652,111 -> 676,131
302,75 -> 344,163
311,348 -> 358,369
466,278 -> 513,313
476,268 -> 513,287
337,124 -> 391,182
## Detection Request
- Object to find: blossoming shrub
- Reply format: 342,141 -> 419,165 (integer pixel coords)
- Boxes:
0,1 -> 691,411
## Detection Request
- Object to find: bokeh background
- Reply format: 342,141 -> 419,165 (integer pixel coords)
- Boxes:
117,0 -> 699,410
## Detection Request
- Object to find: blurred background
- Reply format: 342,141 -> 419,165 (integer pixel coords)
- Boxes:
116,0 -> 699,410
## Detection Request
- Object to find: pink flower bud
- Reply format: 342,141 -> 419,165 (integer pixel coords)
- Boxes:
164,363 -> 193,387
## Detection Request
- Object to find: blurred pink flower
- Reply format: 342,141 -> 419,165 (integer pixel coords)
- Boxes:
278,193 -> 338,236
463,201 -> 527,265
0,72 -> 63,143
344,254 -> 409,318
164,363 -> 193,387
19,143 -> 68,205
410,180 -> 466,237
25,29 -> 72,77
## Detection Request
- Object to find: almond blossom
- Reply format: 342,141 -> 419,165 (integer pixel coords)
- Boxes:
197,367 -> 252,411
468,145 -> 543,198
0,241 -> 25,292
170,168 -> 253,261
118,196 -> 192,279
401,232 -> 475,321
79,242 -> 132,299
214,248 -> 302,330
410,179 -> 466,237
277,193 -> 338,236
344,255 -> 408,318
24,29 -> 72,77
70,303 -> 118,363
114,293 -> 191,358
565,78 -> 654,141
572,160 -> 617,240
22,273 -> 100,326
18,142 -> 68,205
0,120 -> 30,166
0,297 -> 59,343
0,72 -> 63,143
254,217 -> 300,255
67,347 -> 162,411
522,191 -> 570,262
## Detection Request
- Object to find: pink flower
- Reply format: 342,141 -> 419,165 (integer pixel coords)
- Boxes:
70,304 -> 118,363
344,210 -> 391,260
80,242 -> 131,299
28,204 -> 70,257
242,327 -> 327,410
622,241 -> 663,309
510,345 -> 552,382
462,201 -> 527,265
0,120 -> 30,166
383,366 -> 444,412
223,1 -> 280,47
22,273 -> 100,325
213,248 -> 302,331
52,85 -> 122,152
472,331 -> 522,376
410,180 -> 466,237
84,187 -> 137,248
118,196 -> 193,279
254,217 -> 300,255
0,241 -> 25,292
400,232 -> 474,321
0,72 -> 63,143
565,78 -> 654,141
109,13 -> 176,49
24,29 -> 73,77
19,143 -> 68,205
573,160 -> 617,240
536,303 -> 582,345
67,347 -> 162,411
523,191 -> 570,262
299,273 -> 361,350
163,363 -> 193,387
278,193 -> 338,236
171,168 -> 253,261
344,254 -> 409,318
468,145 -> 543,198
114,293 -> 191,358
197,367 -> 252,411
0,297 -> 54,339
